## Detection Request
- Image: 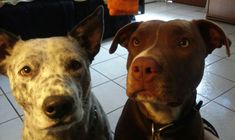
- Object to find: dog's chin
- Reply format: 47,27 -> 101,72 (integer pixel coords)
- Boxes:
42,114 -> 83,132
130,90 -> 162,103
129,90 -> 181,107
46,121 -> 77,132
131,90 -> 155,102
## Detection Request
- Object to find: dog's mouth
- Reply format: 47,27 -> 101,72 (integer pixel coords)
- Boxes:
46,120 -> 77,132
42,113 -> 81,132
129,89 -> 181,107
129,89 -> 163,103
131,89 -> 155,100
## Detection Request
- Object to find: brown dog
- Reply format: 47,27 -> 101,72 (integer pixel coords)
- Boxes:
109,19 -> 231,140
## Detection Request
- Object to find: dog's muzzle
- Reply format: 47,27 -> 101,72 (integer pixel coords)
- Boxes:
127,57 -> 163,98
131,57 -> 162,82
42,95 -> 75,119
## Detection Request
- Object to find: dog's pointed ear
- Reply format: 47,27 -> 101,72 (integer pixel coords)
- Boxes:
194,19 -> 231,57
0,29 -> 19,74
69,6 -> 104,61
109,22 -> 142,54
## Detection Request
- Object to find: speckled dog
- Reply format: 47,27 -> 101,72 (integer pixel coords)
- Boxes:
0,6 -> 112,140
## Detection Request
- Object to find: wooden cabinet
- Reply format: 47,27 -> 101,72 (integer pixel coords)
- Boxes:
206,0 -> 235,24
173,0 -> 207,7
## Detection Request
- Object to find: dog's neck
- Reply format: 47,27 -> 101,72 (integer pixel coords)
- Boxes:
138,102 -> 182,125
137,90 -> 197,125
152,101 -> 203,139
136,90 -> 204,140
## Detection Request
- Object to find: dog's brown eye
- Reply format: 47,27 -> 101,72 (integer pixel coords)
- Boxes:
67,60 -> 82,71
20,66 -> 32,76
133,38 -> 140,47
178,38 -> 190,48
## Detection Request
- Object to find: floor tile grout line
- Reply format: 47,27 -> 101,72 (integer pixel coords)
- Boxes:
112,79 -> 126,90
91,80 -> 111,89
89,66 -> 128,113
200,100 -> 211,107
0,117 -> 21,125
197,93 -> 213,101
115,53 -> 128,58
207,70 -> 235,83
205,57 -> 224,67
197,93 -> 214,108
119,55 -> 128,59
211,51 -> 235,59
0,87 -> 4,96
91,55 -> 120,66
0,86 -> 6,94
0,88 -> 23,122
91,54 -> 127,67
205,55 -> 235,69
90,67 -> 114,83
211,100 -> 235,113
90,72 -> 127,90
100,44 -> 128,58
91,73 -> 127,90
212,85 -> 235,102
90,64 -> 127,82
205,58 -> 235,83
106,105 -> 124,115
198,84 -> 235,103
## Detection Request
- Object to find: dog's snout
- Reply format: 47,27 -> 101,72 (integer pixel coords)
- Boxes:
42,96 -> 75,119
131,57 -> 162,82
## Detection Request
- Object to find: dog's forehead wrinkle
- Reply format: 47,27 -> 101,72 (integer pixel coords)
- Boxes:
137,21 -> 162,39
19,37 -> 84,74
19,36 -> 79,55
161,20 -> 193,36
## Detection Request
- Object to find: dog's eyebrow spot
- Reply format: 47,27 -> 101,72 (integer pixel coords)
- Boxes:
170,27 -> 190,37
172,28 -> 184,35
162,21 -> 192,37
14,49 -> 44,63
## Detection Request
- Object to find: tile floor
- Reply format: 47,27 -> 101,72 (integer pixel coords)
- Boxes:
0,1 -> 235,140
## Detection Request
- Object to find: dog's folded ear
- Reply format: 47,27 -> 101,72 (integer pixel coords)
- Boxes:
0,29 -> 19,74
194,19 -> 231,57
109,22 -> 142,54
69,6 -> 104,61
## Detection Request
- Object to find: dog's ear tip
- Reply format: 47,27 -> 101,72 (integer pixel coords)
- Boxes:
109,49 -> 115,54
225,43 -> 231,57
109,44 -> 117,54
97,5 -> 104,11
0,29 -> 19,49
195,19 -> 232,57
94,5 -> 104,18
227,38 -> 232,46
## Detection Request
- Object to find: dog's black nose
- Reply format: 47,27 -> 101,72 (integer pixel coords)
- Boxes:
42,95 -> 75,119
